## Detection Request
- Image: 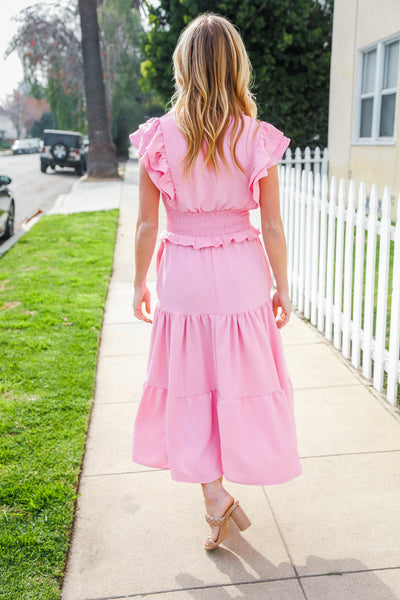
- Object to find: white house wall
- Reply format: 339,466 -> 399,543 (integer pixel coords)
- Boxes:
0,114 -> 18,140
328,0 -> 400,213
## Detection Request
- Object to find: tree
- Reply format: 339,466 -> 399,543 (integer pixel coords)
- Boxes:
30,113 -> 57,138
1,86 -> 50,139
98,0 -> 162,157
7,0 -> 158,159
6,3 -> 86,132
2,90 -> 25,139
140,0 -> 333,148
78,0 -> 119,178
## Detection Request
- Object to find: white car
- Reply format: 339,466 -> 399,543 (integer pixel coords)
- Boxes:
11,139 -> 41,155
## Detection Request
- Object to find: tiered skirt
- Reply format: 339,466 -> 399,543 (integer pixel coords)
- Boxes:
132,235 -> 302,485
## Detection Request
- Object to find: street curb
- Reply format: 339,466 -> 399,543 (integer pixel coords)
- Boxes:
0,213 -> 45,258
0,228 -> 28,257
71,174 -> 87,192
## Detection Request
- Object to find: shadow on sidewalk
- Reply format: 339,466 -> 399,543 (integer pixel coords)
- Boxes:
176,528 -> 399,599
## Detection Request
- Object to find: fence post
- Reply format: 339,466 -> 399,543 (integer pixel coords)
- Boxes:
363,185 -> 378,381
313,147 -> 321,176
311,172 -> 321,325
333,179 -> 346,350
342,180 -> 356,359
387,194 -> 400,404
322,147 -> 329,176
297,170 -> 308,313
292,169 -> 302,307
284,147 -> 292,167
294,147 -> 302,174
373,187 -> 392,392
278,163 -> 286,226
282,165 -> 291,238
304,171 -> 314,319
304,146 -> 311,172
351,183 -> 366,370
317,174 -> 328,332
287,168 -> 296,296
325,176 -> 337,341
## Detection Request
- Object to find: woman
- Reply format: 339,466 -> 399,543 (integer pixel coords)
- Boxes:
130,13 -> 302,551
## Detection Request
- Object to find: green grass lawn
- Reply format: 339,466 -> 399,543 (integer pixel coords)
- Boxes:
0,210 -> 119,600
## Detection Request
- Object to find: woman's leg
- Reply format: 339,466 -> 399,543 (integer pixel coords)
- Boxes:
201,477 -> 234,542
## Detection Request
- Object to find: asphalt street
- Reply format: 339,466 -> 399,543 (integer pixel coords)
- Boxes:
0,153 -> 77,233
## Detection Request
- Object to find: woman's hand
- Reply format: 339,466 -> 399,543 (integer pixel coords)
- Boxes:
133,285 -> 152,323
272,290 -> 292,329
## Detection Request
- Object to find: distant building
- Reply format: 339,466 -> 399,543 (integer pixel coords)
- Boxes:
328,0 -> 400,216
0,109 -> 20,141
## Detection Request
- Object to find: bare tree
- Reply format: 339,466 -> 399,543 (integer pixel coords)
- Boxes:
2,91 -> 24,139
7,3 -> 85,131
78,0 -> 119,178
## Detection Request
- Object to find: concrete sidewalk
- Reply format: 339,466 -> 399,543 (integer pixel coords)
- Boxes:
61,160 -> 400,600
48,176 -> 123,215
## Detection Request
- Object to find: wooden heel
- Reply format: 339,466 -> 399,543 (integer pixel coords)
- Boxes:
231,504 -> 251,531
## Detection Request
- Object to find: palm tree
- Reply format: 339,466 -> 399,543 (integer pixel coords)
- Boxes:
79,0 -> 119,178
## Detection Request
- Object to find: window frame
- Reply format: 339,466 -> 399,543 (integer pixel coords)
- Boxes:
353,32 -> 400,146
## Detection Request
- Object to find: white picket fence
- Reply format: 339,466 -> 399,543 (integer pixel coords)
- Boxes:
252,166 -> 400,406
280,146 -> 329,176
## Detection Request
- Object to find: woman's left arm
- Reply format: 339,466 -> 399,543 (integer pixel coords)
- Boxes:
133,160 -> 160,323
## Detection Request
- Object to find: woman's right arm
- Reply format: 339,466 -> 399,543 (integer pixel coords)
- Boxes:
259,165 -> 292,328
133,160 -> 160,323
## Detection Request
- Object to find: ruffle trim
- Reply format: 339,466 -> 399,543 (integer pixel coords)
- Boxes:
249,121 -> 290,205
132,380 -> 302,485
129,117 -> 175,202
159,225 -> 261,249
139,380 -> 290,402
152,298 -> 273,319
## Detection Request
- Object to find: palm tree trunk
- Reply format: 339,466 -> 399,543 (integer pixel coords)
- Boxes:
79,0 -> 119,178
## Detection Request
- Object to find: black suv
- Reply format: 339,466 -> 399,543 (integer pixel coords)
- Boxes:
40,129 -> 87,176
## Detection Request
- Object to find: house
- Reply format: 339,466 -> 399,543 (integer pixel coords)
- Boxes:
328,0 -> 400,218
0,109 -> 19,141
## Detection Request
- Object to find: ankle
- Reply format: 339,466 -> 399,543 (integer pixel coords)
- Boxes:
202,480 -> 223,499
202,487 -> 233,513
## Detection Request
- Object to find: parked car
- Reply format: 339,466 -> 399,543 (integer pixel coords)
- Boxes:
12,138 -> 40,155
0,175 -> 15,240
40,129 -> 87,176
30,138 -> 42,153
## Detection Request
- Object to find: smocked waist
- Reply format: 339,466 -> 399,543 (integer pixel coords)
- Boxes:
165,209 -> 253,236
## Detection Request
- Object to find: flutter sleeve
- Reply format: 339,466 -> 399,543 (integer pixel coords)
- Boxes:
129,117 -> 175,202
249,121 -> 290,204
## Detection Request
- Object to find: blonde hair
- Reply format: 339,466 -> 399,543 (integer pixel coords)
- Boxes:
171,13 -> 258,176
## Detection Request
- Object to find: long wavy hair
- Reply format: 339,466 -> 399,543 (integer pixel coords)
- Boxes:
171,13 -> 258,177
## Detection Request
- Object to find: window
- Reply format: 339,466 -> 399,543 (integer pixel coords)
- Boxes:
356,36 -> 399,142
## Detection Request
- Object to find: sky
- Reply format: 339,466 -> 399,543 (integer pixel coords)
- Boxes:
0,0 -> 47,104
0,0 -> 150,106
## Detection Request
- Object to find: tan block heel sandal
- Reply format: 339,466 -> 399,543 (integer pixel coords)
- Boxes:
204,500 -> 251,550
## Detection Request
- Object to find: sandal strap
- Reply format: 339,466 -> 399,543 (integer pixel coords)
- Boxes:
205,513 -> 226,526
204,535 -> 218,549
205,501 -> 238,526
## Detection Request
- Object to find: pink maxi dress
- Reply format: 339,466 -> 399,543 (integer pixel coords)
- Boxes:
129,111 -> 302,485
